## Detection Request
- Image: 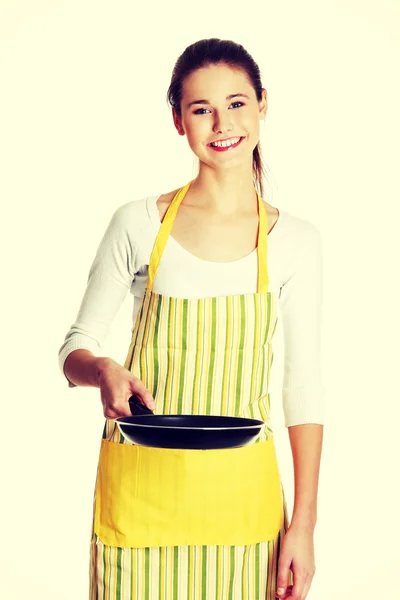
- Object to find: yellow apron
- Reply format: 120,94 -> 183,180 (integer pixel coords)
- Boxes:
93,180 -> 284,549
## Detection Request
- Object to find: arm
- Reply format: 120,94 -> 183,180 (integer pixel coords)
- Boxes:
275,222 -> 325,598
58,202 -> 139,387
63,349 -> 110,388
288,423 -> 323,531
281,227 -> 324,530
276,424 -> 323,598
279,222 -> 325,526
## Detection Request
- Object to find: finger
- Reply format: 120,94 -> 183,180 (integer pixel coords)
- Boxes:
289,583 -> 305,599
104,408 -> 124,419
275,585 -> 292,599
289,568 -> 308,600
276,555 -> 291,597
104,408 -> 132,419
130,381 -> 155,410
104,400 -> 132,419
301,576 -> 313,600
116,405 -> 133,417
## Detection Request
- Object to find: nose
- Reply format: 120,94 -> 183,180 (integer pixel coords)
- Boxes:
212,112 -> 233,135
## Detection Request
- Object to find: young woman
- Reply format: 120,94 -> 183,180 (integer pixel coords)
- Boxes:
59,38 -> 324,600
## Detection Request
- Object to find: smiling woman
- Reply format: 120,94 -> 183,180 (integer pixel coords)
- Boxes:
59,37 -> 324,600
169,55 -> 269,198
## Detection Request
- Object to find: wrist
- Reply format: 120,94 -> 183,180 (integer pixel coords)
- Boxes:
94,356 -> 113,387
290,510 -> 317,532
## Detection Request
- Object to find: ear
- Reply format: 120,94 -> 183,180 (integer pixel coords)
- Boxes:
172,107 -> 185,136
259,88 -> 268,121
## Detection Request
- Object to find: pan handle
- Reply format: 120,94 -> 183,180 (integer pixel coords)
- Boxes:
128,394 -> 154,416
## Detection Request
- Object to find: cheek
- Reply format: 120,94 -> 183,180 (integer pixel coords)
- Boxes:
238,113 -> 256,130
185,119 -> 210,145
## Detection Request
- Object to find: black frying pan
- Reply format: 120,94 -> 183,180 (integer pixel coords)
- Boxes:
114,395 -> 265,450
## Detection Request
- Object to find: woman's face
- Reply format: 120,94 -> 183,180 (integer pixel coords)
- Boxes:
173,63 -> 267,171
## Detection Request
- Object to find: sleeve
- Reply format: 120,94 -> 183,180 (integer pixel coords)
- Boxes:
278,224 -> 326,426
58,204 -> 137,388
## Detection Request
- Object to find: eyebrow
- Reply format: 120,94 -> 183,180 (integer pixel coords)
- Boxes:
186,93 -> 250,109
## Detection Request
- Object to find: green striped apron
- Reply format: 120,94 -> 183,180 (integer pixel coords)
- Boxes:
89,180 -> 292,599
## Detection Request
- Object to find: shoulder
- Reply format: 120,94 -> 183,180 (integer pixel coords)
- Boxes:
276,209 -> 322,251
104,195 -> 163,241
270,209 -> 322,287
111,196 -> 152,225
154,187 -> 182,220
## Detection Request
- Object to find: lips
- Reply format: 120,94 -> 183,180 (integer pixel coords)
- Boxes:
208,137 -> 245,152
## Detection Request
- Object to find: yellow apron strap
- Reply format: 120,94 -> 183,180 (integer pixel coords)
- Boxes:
256,188 -> 269,294
147,180 -> 194,291
147,180 -> 270,294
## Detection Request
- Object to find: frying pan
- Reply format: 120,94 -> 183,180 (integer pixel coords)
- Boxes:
114,395 -> 265,450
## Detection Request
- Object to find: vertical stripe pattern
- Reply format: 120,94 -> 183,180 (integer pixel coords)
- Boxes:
89,287 -> 294,598
89,180 -> 293,598
118,289 -> 278,440
90,490 -> 292,599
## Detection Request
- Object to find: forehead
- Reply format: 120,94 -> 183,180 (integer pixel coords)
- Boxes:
182,64 -> 253,99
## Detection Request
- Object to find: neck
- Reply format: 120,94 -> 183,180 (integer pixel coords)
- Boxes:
186,163 -> 259,216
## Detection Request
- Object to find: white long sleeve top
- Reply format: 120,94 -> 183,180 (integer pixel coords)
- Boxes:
58,194 -> 326,427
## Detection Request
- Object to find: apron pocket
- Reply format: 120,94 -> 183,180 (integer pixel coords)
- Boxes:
94,438 -> 283,548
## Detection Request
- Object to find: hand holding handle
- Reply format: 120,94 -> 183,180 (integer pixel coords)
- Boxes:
128,394 -> 155,416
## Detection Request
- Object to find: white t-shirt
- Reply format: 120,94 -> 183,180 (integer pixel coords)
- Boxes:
58,194 -> 326,427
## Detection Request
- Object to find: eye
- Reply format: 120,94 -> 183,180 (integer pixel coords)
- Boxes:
193,101 -> 244,115
193,108 -> 211,115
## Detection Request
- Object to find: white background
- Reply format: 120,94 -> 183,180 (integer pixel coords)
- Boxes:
1,1 -> 399,598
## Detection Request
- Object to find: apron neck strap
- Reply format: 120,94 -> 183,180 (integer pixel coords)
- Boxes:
148,179 -> 269,294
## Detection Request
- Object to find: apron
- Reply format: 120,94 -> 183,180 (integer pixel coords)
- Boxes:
90,180 -> 293,598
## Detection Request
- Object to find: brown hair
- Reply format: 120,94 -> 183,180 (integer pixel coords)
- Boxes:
166,38 -> 269,199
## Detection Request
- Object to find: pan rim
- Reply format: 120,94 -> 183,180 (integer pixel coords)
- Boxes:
115,421 -> 264,430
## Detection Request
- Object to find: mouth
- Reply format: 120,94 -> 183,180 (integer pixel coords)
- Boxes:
207,136 -> 245,152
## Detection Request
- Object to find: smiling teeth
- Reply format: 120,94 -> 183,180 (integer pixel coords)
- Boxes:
211,137 -> 241,147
